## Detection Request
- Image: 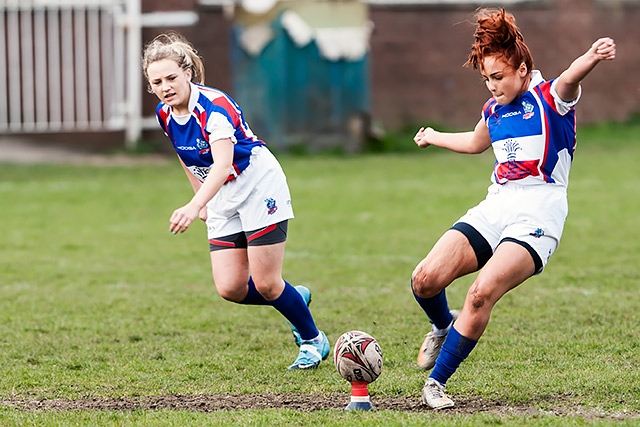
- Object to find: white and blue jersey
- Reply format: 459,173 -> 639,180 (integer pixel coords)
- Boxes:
482,70 -> 580,188
156,83 -> 265,183
455,71 -> 582,272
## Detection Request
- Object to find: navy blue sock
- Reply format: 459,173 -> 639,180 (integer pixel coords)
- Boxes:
412,283 -> 453,330
239,277 -> 269,305
430,326 -> 477,386
271,281 -> 319,341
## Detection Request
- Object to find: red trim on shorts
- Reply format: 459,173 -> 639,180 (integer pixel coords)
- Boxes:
246,224 -> 277,242
208,239 -> 236,247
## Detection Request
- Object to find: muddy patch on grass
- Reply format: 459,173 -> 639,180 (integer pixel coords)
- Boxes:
2,394 -> 637,420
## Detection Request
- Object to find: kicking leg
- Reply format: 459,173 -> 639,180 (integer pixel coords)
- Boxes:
413,228 -> 479,370
424,241 -> 536,409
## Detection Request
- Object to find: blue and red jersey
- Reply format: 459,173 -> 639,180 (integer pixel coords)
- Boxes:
482,71 -> 579,188
156,83 -> 265,183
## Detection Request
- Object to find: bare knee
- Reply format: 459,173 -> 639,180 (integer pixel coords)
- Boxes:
457,280 -> 497,340
465,280 -> 495,313
411,261 -> 447,298
251,277 -> 284,301
216,279 -> 247,303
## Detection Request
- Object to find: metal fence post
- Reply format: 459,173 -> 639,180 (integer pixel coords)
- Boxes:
125,0 -> 142,149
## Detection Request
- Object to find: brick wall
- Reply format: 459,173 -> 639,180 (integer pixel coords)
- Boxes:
140,1 -> 640,141
7,1 -> 637,151
369,1 -> 640,130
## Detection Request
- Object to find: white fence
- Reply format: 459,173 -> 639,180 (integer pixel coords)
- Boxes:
0,0 -> 142,146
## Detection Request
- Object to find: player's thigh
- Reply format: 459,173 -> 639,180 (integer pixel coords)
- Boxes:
412,229 -> 478,295
471,240 -> 536,305
210,248 -> 250,301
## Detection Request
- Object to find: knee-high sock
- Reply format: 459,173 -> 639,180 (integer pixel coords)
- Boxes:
271,281 -> 319,341
239,277 -> 269,305
429,326 -> 477,386
412,282 -> 454,330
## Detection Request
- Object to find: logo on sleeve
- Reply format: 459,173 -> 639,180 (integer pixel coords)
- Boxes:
529,228 -> 545,238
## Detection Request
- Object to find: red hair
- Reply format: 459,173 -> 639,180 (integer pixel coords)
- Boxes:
464,8 -> 533,73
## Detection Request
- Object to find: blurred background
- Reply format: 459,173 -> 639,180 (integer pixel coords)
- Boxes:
1,0 -> 638,154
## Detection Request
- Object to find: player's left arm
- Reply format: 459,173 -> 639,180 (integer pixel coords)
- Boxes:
554,37 -> 616,103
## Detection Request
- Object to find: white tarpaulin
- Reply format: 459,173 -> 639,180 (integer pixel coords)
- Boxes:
313,24 -> 373,61
280,9 -> 313,47
238,7 -> 372,62
238,23 -> 275,56
281,10 -> 372,61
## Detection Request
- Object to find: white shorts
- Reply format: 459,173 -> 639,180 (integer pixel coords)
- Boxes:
456,183 -> 568,273
205,145 -> 294,240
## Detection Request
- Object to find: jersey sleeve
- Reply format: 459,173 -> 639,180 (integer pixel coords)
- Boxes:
206,111 -> 238,144
155,103 -> 170,137
481,97 -> 497,124
550,78 -> 581,116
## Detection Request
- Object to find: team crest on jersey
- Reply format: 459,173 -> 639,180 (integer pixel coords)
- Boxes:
196,138 -> 210,156
522,101 -> 535,120
503,139 -> 521,161
265,198 -> 278,215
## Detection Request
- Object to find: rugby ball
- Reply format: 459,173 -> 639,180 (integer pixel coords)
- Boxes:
334,330 -> 383,383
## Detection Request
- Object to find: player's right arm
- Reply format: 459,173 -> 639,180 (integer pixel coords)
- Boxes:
178,156 -> 202,193
177,156 -> 207,222
414,118 -> 491,154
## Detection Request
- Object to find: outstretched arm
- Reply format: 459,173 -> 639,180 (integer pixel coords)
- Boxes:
414,118 -> 492,154
554,37 -> 616,103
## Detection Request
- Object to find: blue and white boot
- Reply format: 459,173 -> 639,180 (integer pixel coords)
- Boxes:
288,331 -> 330,370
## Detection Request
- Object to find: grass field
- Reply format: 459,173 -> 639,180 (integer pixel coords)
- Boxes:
1,122 -> 639,426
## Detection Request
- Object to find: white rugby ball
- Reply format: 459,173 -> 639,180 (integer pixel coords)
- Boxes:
334,330 -> 383,383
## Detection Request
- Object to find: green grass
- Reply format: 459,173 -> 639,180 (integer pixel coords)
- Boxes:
0,122 -> 639,425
